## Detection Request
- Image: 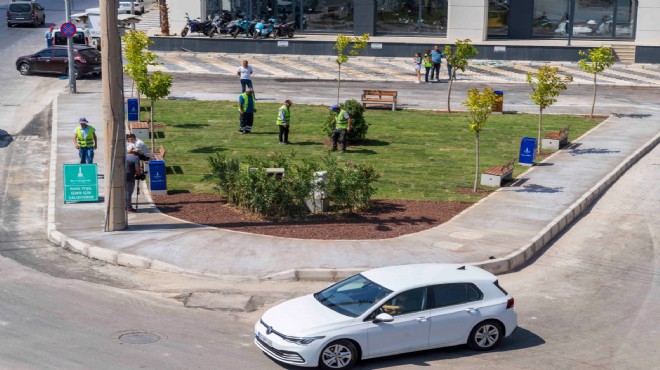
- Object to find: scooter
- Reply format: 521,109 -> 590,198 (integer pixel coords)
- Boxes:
253,18 -> 276,39
232,18 -> 255,38
272,21 -> 296,38
181,13 -> 213,37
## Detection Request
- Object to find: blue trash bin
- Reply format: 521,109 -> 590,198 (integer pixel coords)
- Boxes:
519,137 -> 537,166
148,160 -> 167,195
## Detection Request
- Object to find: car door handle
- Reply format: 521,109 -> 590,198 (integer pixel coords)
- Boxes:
465,307 -> 477,313
416,316 -> 428,322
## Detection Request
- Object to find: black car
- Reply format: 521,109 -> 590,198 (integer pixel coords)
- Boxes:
7,0 -> 46,27
15,46 -> 102,79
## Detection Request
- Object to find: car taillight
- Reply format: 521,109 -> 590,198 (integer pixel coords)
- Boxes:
506,297 -> 514,309
6,10 -> 9,19
85,37 -> 89,45
31,9 -> 36,18
75,57 -> 87,64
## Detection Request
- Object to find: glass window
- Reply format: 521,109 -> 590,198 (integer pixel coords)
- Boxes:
614,0 -> 635,38
35,50 -> 52,58
303,0 -> 353,32
314,274 -> 393,318
572,0 -> 615,38
380,287 -> 427,316
533,0 -> 570,37
376,1 -> 447,35
488,0 -> 510,37
431,283 -> 482,308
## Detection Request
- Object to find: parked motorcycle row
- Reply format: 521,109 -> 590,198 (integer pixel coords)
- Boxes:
181,11 -> 296,39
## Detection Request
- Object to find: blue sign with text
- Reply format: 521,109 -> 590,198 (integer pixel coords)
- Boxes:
519,137 -> 537,166
127,98 -> 139,122
148,160 -> 167,193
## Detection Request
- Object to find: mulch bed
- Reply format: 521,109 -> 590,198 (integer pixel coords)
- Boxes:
151,193 -> 475,240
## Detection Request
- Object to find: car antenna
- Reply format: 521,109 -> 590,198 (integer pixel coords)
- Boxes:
457,266 -> 466,270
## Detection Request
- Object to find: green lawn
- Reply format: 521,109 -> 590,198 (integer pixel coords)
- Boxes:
146,100 -> 601,202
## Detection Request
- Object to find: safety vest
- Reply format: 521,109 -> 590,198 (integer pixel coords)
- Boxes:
276,105 -> 290,125
75,126 -> 95,147
238,93 -> 255,113
424,54 -> 432,68
335,110 -> 349,130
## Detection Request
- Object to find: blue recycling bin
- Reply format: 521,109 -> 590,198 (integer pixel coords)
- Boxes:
148,160 -> 167,195
519,137 -> 537,166
127,98 -> 139,122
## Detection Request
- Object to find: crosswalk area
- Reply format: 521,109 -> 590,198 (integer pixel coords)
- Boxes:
149,52 -> 660,87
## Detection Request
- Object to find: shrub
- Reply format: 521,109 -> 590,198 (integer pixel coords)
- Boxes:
322,155 -> 380,212
323,99 -> 369,143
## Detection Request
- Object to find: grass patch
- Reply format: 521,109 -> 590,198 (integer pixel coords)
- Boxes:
145,100 -> 602,202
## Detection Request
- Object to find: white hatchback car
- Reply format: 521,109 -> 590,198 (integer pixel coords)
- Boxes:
255,264 -> 517,369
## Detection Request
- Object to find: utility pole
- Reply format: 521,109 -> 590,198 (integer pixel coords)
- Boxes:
130,1 -> 135,30
101,0 -> 127,231
64,0 -> 76,93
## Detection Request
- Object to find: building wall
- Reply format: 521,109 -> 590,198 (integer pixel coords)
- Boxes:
636,0 -> 660,44
446,0 -> 487,42
169,0 -> 202,36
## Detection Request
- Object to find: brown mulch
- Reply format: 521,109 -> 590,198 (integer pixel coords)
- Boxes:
151,193 -> 476,240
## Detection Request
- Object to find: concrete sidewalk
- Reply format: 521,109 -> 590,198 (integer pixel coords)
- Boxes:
47,92 -> 660,281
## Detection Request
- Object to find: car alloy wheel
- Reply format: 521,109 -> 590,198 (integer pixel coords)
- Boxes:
468,320 -> 503,351
19,63 -> 31,76
319,340 -> 357,370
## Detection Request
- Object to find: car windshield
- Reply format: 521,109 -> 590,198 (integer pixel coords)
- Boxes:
314,274 -> 392,318
10,4 -> 32,12
78,49 -> 100,59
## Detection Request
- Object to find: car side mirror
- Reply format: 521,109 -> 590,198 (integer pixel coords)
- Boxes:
373,313 -> 393,323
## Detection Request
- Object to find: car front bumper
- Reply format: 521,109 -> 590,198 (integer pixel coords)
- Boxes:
254,322 -> 321,367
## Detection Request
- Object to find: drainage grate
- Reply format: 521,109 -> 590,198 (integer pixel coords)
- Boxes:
612,113 -> 652,119
13,135 -> 40,141
116,330 -> 162,345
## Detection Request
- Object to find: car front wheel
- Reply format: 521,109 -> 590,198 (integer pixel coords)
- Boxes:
468,320 -> 504,351
319,340 -> 358,370
19,63 -> 31,76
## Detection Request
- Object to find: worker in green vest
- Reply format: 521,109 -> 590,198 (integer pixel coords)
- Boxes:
238,88 -> 256,134
329,104 -> 351,153
72,117 -> 97,164
276,99 -> 292,145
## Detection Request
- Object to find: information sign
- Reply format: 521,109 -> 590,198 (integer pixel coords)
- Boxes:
127,98 -> 139,122
63,164 -> 99,202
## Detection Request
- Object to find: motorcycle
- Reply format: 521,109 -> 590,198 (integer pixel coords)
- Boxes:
253,18 -> 276,39
181,13 -> 213,37
272,21 -> 296,38
208,11 -> 233,37
232,18 -> 256,38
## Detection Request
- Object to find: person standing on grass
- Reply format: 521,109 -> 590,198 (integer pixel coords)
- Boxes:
329,104 -> 351,154
430,45 -> 442,82
237,60 -> 255,99
423,49 -> 433,83
413,52 -> 422,84
238,88 -> 256,134
276,99 -> 292,145
73,117 -> 97,164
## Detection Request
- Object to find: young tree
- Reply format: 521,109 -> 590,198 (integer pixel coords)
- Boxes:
334,33 -> 370,104
579,46 -> 615,118
526,66 -> 573,154
122,30 -> 173,149
443,39 -> 478,113
462,88 -> 498,192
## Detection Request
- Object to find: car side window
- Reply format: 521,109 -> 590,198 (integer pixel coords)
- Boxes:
53,49 -> 68,58
431,283 -> 483,308
379,287 -> 427,316
35,50 -> 52,58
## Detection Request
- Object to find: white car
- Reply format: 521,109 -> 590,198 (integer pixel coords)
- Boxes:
255,264 -> 517,369
118,2 -> 144,15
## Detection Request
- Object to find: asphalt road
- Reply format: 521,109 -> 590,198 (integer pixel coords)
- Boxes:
0,4 -> 658,368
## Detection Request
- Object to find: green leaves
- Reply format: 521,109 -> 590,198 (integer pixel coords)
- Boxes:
322,99 -> 369,142
443,39 -> 478,73
462,87 -> 497,134
526,66 -> 573,111
122,30 -> 172,101
334,33 -> 370,65
578,46 -> 615,74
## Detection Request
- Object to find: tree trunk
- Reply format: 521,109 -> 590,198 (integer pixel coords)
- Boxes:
337,63 -> 341,105
447,71 -> 454,113
590,73 -> 597,118
473,132 -> 480,192
159,1 -> 170,36
150,100 -> 155,150
537,107 -> 543,155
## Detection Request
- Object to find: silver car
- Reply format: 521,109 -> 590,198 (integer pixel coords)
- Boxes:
7,0 -> 46,27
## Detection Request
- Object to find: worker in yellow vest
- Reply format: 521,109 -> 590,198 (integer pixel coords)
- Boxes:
276,100 -> 292,145
329,104 -> 351,153
238,88 -> 256,134
72,117 -> 97,164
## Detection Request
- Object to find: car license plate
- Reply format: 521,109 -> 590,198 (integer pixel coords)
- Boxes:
257,331 -> 272,347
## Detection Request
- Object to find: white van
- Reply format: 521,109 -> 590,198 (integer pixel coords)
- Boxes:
52,29 -> 90,47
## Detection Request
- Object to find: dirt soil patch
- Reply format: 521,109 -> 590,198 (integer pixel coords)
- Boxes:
152,193 -> 475,240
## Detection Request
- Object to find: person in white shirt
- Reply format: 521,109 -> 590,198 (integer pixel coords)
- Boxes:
126,133 -> 150,160
237,60 -> 255,99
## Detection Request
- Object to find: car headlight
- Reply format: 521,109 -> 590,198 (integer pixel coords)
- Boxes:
282,335 -> 325,345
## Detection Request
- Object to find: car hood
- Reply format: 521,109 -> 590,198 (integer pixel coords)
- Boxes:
261,294 -> 355,337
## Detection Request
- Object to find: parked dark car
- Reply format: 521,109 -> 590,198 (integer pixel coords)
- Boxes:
15,46 -> 102,79
7,0 -> 46,27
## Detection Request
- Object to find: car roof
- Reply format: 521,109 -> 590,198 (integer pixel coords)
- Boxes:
361,264 -> 496,292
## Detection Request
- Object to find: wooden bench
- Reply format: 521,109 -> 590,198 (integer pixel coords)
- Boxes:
542,125 -> 570,150
480,158 -> 516,187
361,90 -> 398,111
150,144 -> 167,161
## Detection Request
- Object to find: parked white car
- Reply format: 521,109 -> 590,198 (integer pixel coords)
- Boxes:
118,1 -> 144,15
255,264 -> 518,369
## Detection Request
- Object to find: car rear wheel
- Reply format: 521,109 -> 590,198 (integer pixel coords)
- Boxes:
19,63 -> 31,76
319,340 -> 357,370
468,320 -> 503,351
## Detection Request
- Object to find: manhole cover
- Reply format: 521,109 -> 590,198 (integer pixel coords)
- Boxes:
116,330 -> 162,345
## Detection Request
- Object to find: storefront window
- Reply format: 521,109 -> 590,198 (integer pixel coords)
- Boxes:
614,0 -> 635,37
532,0 -> 569,37
376,0 -> 447,35
488,0 -> 509,37
303,0 -> 353,31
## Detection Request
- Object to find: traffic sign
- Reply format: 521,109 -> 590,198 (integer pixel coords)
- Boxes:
60,22 -> 77,38
63,164 -> 99,202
